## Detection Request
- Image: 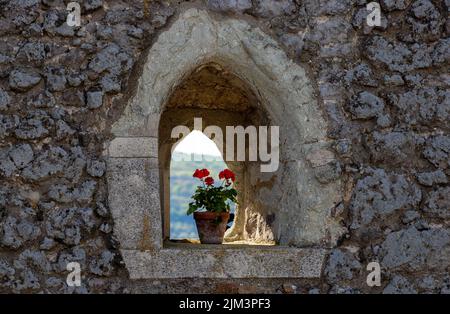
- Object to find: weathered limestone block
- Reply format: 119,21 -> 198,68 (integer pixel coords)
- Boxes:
108,137 -> 158,158
107,157 -> 161,250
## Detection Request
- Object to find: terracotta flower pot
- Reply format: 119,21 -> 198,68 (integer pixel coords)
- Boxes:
193,211 -> 230,244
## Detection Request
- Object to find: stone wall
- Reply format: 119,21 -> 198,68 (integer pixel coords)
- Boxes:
0,0 -> 449,294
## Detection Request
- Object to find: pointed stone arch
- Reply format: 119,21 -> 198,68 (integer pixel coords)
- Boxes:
106,8 -> 344,279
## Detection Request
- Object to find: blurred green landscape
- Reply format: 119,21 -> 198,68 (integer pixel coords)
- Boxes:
170,152 -> 235,239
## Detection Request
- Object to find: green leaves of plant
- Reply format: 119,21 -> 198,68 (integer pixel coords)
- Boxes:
187,202 -> 198,215
186,185 -> 238,215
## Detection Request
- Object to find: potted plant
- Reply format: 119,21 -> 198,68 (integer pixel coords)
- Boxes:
187,168 -> 237,244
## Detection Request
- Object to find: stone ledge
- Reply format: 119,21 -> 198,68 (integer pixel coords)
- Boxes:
121,247 -> 327,279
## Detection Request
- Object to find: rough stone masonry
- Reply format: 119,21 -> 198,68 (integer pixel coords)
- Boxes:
0,0 -> 449,294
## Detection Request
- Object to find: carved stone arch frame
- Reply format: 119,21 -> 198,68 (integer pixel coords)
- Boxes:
106,8 -> 344,279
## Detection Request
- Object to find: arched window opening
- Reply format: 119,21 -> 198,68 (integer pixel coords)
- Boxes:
169,130 -> 235,241
159,63 -> 278,246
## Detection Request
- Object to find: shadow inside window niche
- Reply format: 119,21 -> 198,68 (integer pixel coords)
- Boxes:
159,63 -> 280,248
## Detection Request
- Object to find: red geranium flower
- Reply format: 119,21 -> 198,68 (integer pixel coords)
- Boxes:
219,169 -> 235,182
193,169 -> 201,178
193,168 -> 210,179
204,177 -> 214,186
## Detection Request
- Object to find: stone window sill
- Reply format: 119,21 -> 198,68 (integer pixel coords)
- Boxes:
165,239 -> 277,246
121,247 -> 327,279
